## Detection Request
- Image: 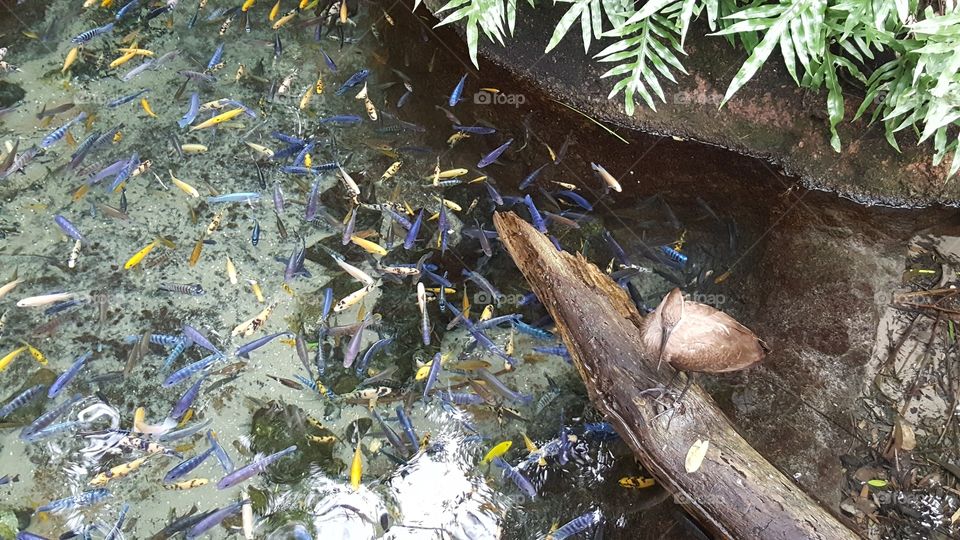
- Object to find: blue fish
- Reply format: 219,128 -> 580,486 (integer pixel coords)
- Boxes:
319,115 -> 362,125
335,69 -> 370,96
207,43 -> 224,70
115,0 -> 140,20
319,47 -> 337,72
178,93 -> 200,129
53,214 -> 84,241
449,73 -> 467,107
236,332 -> 290,359
477,138 -> 513,168
207,192 -> 261,204
404,209 -> 424,250
453,124 -> 495,135
40,112 -> 87,149
48,351 -> 92,398
107,89 -> 149,108
71,22 -> 115,44
0,384 -> 45,419
518,163 -> 548,190
163,354 -> 223,387
109,153 -> 140,191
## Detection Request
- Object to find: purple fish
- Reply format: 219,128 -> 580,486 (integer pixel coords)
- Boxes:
342,316 -> 374,369
54,214 -> 84,241
422,352 -> 442,400
236,332 -> 290,359
305,177 -> 321,222
183,324 -> 220,355
523,195 -> 547,233
216,445 -> 297,489
477,138 -> 513,168
273,183 -> 284,213
438,206 -> 449,255
341,207 -> 356,245
404,209 -> 424,250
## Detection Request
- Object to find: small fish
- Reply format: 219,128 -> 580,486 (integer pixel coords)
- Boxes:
590,162 -> 622,192
72,22 -> 115,44
350,442 -> 362,490
477,139 -> 513,168
449,73 -> 467,107
49,350 -> 92,398
53,214 -> 84,241
159,283 -> 205,295
483,440 -> 512,463
216,445 -> 297,489
336,69 -> 369,96
124,241 -> 157,270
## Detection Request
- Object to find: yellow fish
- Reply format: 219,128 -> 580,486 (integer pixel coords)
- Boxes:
482,441 -> 512,463
299,85 -> 314,110
89,455 -> 152,486
189,107 -> 244,131
248,280 -> 265,303
269,0 -> 281,20
117,47 -> 154,57
180,144 -> 208,153
226,257 -> 238,284
124,241 -> 156,270
165,478 -> 209,490
479,305 -> 494,322
241,0 -> 256,11
169,171 -> 199,198
188,238 -> 204,267
315,74 -> 324,95
618,476 -> 655,489
21,343 -> 46,365
380,161 -> 402,181
350,236 -> 387,256
272,10 -> 297,29
0,346 -> 28,371
339,0 -> 348,23
350,443 -> 362,490
140,98 -> 157,117
109,51 -> 137,68
62,47 -> 79,73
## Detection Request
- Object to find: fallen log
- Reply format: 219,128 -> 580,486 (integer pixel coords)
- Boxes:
493,211 -> 858,540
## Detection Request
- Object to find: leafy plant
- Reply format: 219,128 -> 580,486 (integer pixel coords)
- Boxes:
427,0 -> 960,180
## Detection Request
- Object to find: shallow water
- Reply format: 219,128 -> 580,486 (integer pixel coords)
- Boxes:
0,1 -> 680,539
8,0 -> 957,538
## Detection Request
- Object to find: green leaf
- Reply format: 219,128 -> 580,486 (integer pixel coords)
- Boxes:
545,0 -> 588,53
779,27 -> 799,84
466,15 -> 480,67
678,0 -> 696,48
720,15 -> 790,107
622,0 -> 675,26
949,133 -> 960,180
824,53 -> 845,152
867,479 -> 888,488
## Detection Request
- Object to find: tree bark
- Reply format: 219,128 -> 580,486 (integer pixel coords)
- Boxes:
493,211 -> 859,540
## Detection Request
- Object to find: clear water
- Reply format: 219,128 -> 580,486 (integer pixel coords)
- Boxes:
0,1 -> 697,538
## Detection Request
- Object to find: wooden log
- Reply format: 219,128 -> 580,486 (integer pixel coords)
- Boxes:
493,211 -> 858,540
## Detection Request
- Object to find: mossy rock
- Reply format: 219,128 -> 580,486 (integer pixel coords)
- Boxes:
249,401 -> 344,483
0,81 -> 25,109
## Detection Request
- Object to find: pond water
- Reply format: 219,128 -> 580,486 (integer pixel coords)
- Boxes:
2,0 -> 958,539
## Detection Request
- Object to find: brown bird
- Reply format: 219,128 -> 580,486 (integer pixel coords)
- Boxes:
640,288 -> 767,374
638,288 -> 767,412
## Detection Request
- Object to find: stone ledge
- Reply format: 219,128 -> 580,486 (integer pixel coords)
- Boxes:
421,0 -> 956,207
